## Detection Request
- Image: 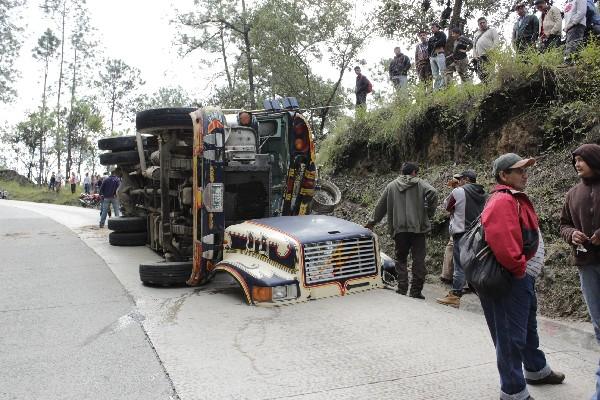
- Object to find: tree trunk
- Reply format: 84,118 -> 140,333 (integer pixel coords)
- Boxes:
66,47 -> 78,180
241,0 -> 255,108
56,2 -> 67,174
220,26 -> 233,90
39,58 -> 49,185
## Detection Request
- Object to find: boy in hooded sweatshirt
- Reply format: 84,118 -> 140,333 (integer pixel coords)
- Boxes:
365,162 -> 438,299
560,143 -> 600,399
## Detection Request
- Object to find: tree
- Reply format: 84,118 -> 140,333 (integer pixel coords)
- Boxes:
131,86 -> 200,113
0,0 -> 24,102
95,58 -> 144,133
9,110 -> 56,181
32,28 -> 60,184
65,99 -> 102,177
177,0 -> 256,108
377,0 -> 514,39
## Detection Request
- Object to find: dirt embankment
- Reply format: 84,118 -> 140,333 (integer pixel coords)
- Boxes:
0,170 -> 32,185
327,149 -> 591,321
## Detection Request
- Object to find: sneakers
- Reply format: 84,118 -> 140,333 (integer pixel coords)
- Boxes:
526,370 -> 565,385
436,292 -> 461,308
409,293 -> 425,300
395,288 -> 407,295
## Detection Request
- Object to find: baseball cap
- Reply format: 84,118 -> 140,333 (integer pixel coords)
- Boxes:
515,2 -> 526,8
459,170 -> 477,181
492,153 -> 536,176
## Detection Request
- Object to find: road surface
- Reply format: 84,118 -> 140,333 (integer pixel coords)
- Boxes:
1,200 -> 598,400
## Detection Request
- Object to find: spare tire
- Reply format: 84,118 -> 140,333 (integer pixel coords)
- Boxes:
99,150 -> 147,166
312,180 -> 342,214
136,108 -> 196,132
109,231 -> 147,246
139,261 -> 193,286
98,135 -> 158,151
107,216 -> 147,233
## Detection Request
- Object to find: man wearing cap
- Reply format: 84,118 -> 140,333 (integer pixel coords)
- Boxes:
479,153 -> 565,400
513,2 -> 540,53
99,168 -> 121,228
436,170 -> 486,308
535,0 -> 562,51
560,144 -> 600,400
365,162 -> 438,299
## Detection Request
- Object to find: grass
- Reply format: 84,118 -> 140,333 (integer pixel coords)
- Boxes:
0,179 -> 82,206
319,42 -> 600,172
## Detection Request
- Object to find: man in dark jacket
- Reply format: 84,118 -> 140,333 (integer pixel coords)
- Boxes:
512,2 -> 540,52
446,28 -> 473,85
99,169 -> 121,228
480,153 -> 564,400
354,66 -> 370,109
436,170 -> 486,308
365,162 -> 438,299
428,22 -> 447,91
560,143 -> 600,400
389,47 -> 411,89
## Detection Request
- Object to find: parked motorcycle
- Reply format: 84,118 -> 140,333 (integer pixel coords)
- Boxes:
79,193 -> 102,208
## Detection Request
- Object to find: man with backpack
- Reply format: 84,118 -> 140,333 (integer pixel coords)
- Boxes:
472,17 -> 500,82
365,162 -> 438,299
354,66 -> 371,109
389,47 -> 411,89
478,153 -> 564,400
559,144 -> 600,400
436,170 -> 486,308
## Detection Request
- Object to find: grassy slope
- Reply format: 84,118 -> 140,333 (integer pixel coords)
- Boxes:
321,44 -> 600,320
0,179 -> 82,207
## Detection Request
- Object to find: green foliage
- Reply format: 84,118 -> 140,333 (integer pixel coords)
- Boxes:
0,0 -> 24,102
321,42 -> 600,171
132,86 -> 201,113
0,179 -> 81,206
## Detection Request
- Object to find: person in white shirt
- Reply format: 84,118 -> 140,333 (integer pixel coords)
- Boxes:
472,17 -> 500,82
563,0 -> 587,61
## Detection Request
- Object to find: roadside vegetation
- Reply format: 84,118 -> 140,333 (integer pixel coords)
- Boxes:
0,178 -> 81,206
322,42 -> 600,320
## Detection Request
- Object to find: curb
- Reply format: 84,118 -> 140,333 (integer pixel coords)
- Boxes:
423,282 -> 598,351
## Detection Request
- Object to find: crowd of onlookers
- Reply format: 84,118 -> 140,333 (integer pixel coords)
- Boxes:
354,0 -> 600,107
47,171 -> 105,195
365,145 -> 600,400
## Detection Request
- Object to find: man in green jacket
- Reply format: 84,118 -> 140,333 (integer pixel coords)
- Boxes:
365,162 -> 438,299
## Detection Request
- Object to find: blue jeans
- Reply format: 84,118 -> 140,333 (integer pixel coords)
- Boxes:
429,53 -> 446,91
479,274 -> 551,400
452,233 -> 465,294
100,197 -> 120,226
578,264 -> 600,400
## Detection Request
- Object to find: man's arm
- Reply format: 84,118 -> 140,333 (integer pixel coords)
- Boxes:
550,7 -> 562,35
366,186 -> 389,228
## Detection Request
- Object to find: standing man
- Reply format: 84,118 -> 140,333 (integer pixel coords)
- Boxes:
560,144 -> 600,400
365,162 -> 438,299
99,169 -> 121,228
48,172 -> 56,191
415,30 -> 432,84
69,172 -> 77,194
563,0 -> 587,62
389,47 -> 411,89
436,170 -> 486,308
480,153 -> 565,400
535,0 -> 562,51
354,66 -> 370,110
446,28 -> 473,85
473,17 -> 500,82
428,22 -> 447,91
513,2 -> 540,53
83,172 -> 91,195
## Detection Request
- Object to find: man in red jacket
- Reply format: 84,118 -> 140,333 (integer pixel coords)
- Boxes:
560,143 -> 600,400
480,153 -> 564,400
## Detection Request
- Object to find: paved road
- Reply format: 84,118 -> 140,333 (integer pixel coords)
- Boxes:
1,200 -> 599,400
